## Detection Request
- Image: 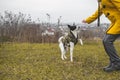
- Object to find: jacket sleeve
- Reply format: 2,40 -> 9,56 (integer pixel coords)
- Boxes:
85,8 -> 103,24
110,0 -> 120,12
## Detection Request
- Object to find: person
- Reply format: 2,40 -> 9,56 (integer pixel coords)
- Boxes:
82,0 -> 120,72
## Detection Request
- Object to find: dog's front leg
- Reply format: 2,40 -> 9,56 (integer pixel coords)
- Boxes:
79,39 -> 83,45
70,42 -> 74,62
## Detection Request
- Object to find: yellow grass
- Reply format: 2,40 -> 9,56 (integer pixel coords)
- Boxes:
0,41 -> 120,80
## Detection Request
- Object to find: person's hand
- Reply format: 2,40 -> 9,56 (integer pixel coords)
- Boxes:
82,20 -> 87,23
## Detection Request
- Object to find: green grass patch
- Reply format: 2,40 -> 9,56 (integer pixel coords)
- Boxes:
0,41 -> 120,80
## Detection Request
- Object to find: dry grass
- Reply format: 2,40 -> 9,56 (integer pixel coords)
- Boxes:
0,41 -> 120,80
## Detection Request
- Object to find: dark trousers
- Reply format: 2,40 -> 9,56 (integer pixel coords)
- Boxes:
103,34 -> 120,64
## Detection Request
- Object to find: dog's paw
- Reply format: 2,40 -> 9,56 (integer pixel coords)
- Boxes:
71,60 -> 73,62
61,57 -> 65,60
64,56 -> 67,59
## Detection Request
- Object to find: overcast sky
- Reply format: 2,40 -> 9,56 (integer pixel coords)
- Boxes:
0,0 -> 110,23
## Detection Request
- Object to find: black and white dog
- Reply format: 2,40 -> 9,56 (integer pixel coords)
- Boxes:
58,24 -> 83,62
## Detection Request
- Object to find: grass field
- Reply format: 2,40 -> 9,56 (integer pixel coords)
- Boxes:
0,41 -> 120,80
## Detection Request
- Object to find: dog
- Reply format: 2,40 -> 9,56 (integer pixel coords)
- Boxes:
58,24 -> 82,62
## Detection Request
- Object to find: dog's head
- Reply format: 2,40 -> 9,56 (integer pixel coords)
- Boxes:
68,24 -> 80,31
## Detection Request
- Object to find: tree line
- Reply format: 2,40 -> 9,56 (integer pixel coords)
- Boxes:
0,11 -> 106,44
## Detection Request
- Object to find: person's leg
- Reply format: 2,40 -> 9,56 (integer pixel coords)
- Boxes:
103,34 -> 120,72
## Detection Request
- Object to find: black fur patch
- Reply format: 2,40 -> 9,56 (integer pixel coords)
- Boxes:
68,25 -> 76,31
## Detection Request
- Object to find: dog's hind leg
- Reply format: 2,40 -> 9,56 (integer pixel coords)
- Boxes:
62,50 -> 66,60
70,42 -> 74,62
63,50 -> 67,59
59,42 -> 65,60
63,46 -> 67,59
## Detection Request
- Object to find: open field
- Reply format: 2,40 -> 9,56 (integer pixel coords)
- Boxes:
0,41 -> 120,80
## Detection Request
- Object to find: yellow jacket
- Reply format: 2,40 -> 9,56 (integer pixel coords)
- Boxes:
85,0 -> 120,34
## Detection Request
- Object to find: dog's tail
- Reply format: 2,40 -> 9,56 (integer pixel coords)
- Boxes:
58,36 -> 63,43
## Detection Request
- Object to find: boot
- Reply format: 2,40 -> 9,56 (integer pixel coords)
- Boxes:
103,63 -> 120,72
103,62 -> 112,70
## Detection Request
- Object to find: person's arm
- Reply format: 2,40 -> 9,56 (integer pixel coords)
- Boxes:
85,9 -> 103,24
110,0 -> 120,12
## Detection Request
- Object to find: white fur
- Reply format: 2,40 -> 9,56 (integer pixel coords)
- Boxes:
79,39 -> 83,45
58,26 -> 80,62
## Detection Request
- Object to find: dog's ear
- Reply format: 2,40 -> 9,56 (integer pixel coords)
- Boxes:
68,25 -> 76,31
67,25 -> 71,28
67,24 -> 71,30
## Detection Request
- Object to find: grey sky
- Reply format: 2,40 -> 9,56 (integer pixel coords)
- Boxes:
0,0 -> 110,23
